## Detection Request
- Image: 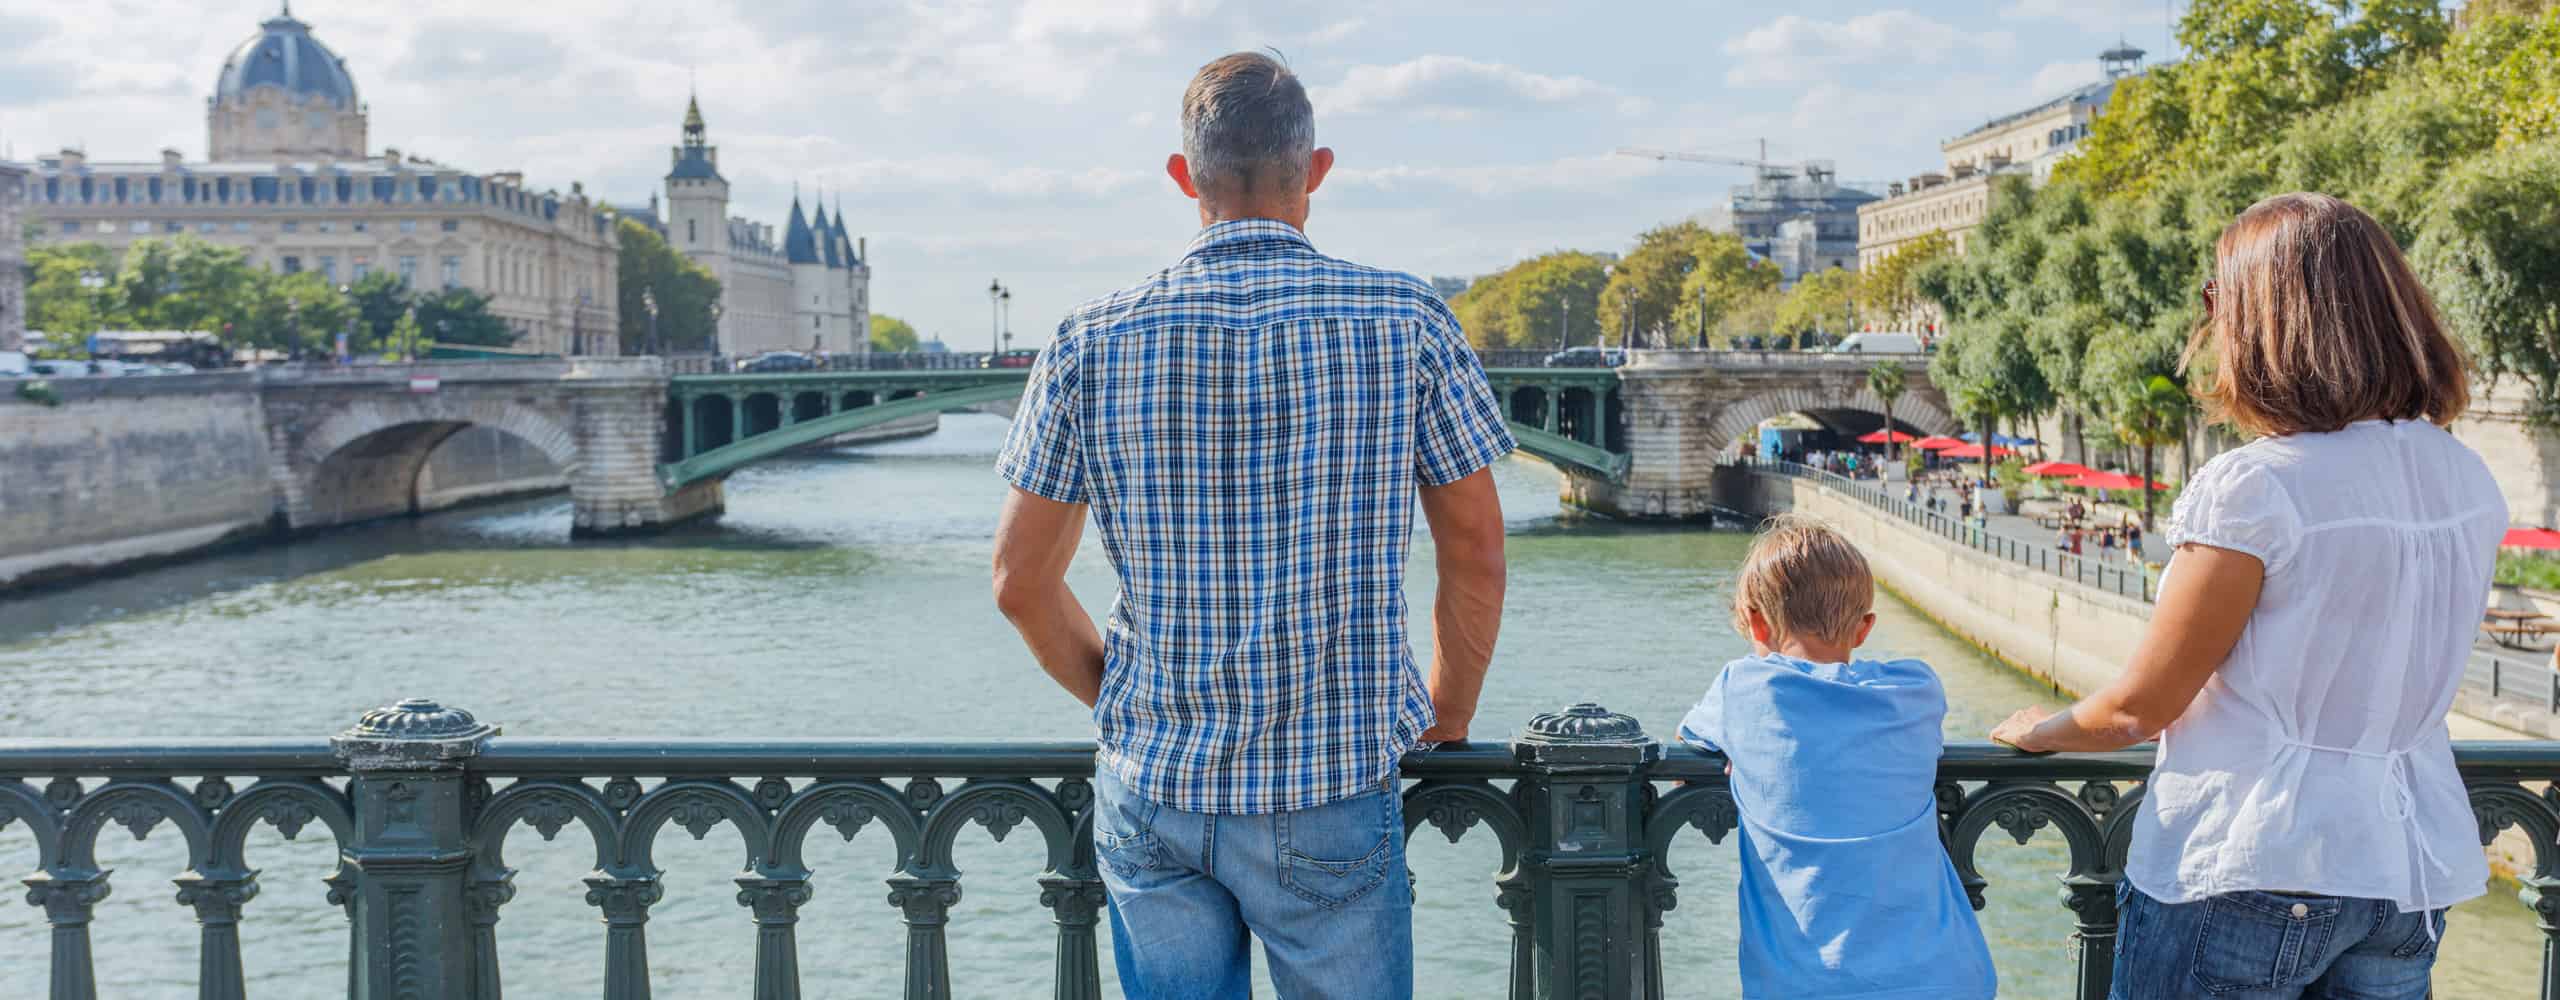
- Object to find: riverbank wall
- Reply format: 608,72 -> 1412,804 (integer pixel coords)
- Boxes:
0,374 -> 278,590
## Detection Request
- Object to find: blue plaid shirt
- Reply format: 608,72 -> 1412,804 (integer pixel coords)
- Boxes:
995,219 -> 1514,814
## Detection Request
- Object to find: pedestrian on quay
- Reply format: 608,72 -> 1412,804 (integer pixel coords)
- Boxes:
2097,528 -> 2117,562
992,51 -> 1512,999
1992,193 -> 2498,998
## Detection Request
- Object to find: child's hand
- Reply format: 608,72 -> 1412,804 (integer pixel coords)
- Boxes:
1989,707 -> 2056,753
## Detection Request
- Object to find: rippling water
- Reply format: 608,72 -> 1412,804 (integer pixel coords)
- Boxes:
0,414 -> 2538,998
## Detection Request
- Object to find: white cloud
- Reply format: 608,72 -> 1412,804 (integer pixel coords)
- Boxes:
1999,0 -> 2172,35
1306,17 -> 1367,44
1723,11 -> 2016,87
1312,55 -> 1633,120
2023,59 -> 2100,100
1332,155 -> 1661,199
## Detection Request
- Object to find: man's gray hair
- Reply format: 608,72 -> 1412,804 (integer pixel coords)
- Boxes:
1181,51 -> 1314,197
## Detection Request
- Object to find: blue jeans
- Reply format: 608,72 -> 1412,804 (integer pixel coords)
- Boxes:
1091,768 -> 1413,999
2111,882 -> 2447,999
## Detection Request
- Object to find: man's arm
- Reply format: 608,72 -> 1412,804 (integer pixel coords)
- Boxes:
992,487 -> 1105,707
1417,468 -> 1505,742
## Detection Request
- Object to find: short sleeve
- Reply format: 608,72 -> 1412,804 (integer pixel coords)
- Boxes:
1413,303 -> 1516,486
993,332 -> 1087,503
1676,666 -> 1728,754
2166,454 -> 2300,572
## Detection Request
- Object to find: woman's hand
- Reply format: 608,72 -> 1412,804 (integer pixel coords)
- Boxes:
1990,707 -> 2056,752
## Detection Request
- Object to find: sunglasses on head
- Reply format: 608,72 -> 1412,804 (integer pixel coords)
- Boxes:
2200,278 -> 2219,318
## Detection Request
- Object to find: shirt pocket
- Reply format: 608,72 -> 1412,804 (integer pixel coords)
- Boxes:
2191,891 -> 2340,994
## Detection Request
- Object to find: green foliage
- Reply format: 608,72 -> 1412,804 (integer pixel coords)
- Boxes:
870,313 -> 922,353
2496,550 -> 2560,589
235,271 -> 354,352
1448,250 -> 1609,349
1856,230 -> 1954,326
1774,269 -> 1858,338
388,312 -> 425,359
25,243 -> 119,339
14,380 -> 62,407
346,270 -> 411,349
1594,223 -> 1775,348
614,218 -> 722,354
413,287 -> 514,348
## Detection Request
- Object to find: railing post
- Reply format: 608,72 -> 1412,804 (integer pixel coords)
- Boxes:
331,699 -> 497,1000
1512,703 -> 1658,1000
2061,876 -> 2117,1000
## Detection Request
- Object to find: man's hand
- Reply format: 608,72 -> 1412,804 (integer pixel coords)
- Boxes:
993,488 -> 1105,707
1417,469 -> 1505,743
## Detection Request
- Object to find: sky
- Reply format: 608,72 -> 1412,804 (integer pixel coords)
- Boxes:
0,0 -> 2186,348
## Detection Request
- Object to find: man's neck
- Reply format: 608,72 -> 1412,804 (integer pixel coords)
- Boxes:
1198,205 -> 1307,230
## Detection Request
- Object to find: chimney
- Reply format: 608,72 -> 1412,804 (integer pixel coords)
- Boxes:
858,237 -> 866,262
161,148 -> 184,168
57,148 -> 84,169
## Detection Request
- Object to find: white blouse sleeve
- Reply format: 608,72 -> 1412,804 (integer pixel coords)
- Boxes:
2167,455 -> 2302,572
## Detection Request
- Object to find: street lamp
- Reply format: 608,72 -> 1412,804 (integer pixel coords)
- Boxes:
1000,287 -> 1013,353
641,286 -> 660,357
986,278 -> 1005,357
708,301 -> 724,358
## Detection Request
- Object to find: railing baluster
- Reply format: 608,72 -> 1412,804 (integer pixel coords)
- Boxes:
736,874 -> 809,1000
887,874 -> 958,1000
22,867 -> 107,1000
174,870 -> 255,1000
1043,779 -> 1105,1000
586,872 -> 661,999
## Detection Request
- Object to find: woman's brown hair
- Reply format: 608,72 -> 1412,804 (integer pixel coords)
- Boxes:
2185,192 -> 2470,437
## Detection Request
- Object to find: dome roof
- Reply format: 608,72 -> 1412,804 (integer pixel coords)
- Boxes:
214,7 -> 359,109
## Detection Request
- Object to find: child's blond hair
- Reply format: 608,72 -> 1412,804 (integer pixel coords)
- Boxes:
1731,514 -> 1874,646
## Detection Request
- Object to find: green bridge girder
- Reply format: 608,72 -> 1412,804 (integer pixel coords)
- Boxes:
662,366 -> 1634,489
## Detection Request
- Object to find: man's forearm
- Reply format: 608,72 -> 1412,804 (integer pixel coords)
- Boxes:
1426,563 -> 1503,734
1005,585 -> 1106,707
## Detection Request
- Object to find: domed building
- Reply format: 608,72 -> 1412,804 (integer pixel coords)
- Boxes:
13,5 -> 619,355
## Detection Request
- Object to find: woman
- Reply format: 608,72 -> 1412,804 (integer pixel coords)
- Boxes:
1991,193 -> 2498,999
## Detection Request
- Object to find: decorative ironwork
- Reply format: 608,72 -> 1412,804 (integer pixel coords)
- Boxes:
0,702 -> 2550,1000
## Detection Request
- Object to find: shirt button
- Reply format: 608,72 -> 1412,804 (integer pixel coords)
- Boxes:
2290,903 -> 2309,919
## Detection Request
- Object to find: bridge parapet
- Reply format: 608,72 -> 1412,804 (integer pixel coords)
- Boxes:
0,700 -> 2549,999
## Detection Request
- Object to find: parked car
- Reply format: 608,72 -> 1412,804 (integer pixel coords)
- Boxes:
1542,346 -> 1626,368
981,349 -> 1039,369
736,351 -> 818,373
1831,332 -> 1928,354
29,359 -> 93,377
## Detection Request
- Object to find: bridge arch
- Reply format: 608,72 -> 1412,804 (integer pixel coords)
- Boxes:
1704,385 -> 1958,455
295,398 -> 576,528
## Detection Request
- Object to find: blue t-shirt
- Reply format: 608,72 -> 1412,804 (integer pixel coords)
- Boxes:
1678,653 -> 1995,1000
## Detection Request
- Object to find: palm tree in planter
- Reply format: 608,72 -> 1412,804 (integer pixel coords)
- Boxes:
1867,360 -> 1907,463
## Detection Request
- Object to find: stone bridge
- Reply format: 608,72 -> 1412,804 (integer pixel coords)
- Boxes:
243,350 -> 1949,542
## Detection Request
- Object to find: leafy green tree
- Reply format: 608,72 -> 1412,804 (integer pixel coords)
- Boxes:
613,218 -> 722,354
24,243 -> 123,343
1598,222 -> 1713,347
345,270 -> 412,350
112,236 -> 263,336
1867,361 -> 1908,461
1856,230 -> 1954,328
235,271 -> 354,353
2114,375 -> 2195,530
413,287 -> 515,348
1935,314 -> 2054,481
1671,231 -> 1779,345
1449,251 -> 1608,349
2415,139 -> 2560,422
870,313 -> 922,352
388,311 -> 425,360
1774,268 -> 1858,339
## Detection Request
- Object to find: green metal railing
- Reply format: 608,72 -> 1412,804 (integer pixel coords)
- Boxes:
2,699 -> 2553,999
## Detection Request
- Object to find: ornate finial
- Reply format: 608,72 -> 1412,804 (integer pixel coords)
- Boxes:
333,699 -> 498,770
1514,702 -> 1656,768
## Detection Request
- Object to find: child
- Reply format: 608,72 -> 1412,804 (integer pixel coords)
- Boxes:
1679,515 -> 1996,1000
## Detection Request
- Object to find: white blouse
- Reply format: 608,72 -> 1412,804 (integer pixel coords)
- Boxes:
2125,419 -> 2504,914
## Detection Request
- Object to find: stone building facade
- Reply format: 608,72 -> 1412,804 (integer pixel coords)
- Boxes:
1855,44 -> 2145,274
626,99 -> 869,357
10,8 -> 618,355
1701,163 -> 1875,288
1,163 -> 25,351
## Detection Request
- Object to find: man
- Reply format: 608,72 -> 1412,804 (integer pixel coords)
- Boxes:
991,51 -> 1511,999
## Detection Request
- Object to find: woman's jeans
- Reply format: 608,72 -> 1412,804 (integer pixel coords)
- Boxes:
2111,882 -> 2447,999
1091,768 -> 1412,999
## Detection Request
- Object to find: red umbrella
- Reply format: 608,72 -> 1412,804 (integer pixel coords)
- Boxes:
2504,528 -> 2560,550
1941,443 -> 2015,460
1914,436 -> 1967,451
1858,429 -> 1919,445
2065,472 -> 2164,491
2023,461 -> 2096,478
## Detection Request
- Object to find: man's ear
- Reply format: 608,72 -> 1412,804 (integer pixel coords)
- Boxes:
1166,153 -> 1200,200
1305,147 -> 1334,195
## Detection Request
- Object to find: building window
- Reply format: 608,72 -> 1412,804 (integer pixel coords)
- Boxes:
128,221 -> 149,234
163,222 -> 182,233
319,256 -> 336,282
232,221 -> 251,233
281,256 -> 301,274
281,220 -> 299,233
441,256 -> 460,288
198,222 -> 218,234
95,221 -> 115,234
399,219 -> 417,233
60,221 -> 77,234
353,261 -> 370,279
353,221 -> 369,233
398,256 -> 418,286
316,221 -> 334,233
687,219 -> 696,243
440,219 -> 458,233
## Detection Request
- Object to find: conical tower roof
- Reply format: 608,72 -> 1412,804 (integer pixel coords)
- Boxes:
783,196 -> 820,264
814,201 -> 841,268
832,197 -> 859,266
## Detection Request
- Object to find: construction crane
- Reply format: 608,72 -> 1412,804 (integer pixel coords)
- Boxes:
1614,143 -> 1834,184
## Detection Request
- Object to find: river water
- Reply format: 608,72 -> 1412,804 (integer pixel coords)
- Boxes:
0,414 -> 2539,998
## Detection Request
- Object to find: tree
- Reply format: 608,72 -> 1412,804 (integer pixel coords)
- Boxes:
24,243 -> 122,344
1598,222 -> 1714,347
2416,139 -> 2560,423
613,218 -> 721,354
112,236 -> 263,336
1856,230 -> 1954,329
235,271 -> 354,353
1867,361 -> 1908,461
870,313 -> 921,353
1448,251 -> 1608,349
389,311 -> 425,360
1935,314 -> 2054,483
413,287 -> 515,348
2114,375 -> 2194,530
1774,268 -> 1858,340
345,270 -> 411,351
1672,231 -> 1779,345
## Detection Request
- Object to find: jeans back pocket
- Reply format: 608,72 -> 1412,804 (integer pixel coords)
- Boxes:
1275,787 -> 1397,910
2192,891 -> 2340,995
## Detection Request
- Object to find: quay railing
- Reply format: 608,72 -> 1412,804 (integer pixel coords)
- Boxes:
1751,459 -> 2155,601
1,700 -> 2553,999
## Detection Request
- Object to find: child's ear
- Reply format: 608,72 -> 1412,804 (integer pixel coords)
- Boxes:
1851,612 -> 1877,650
1745,609 -> 1776,649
